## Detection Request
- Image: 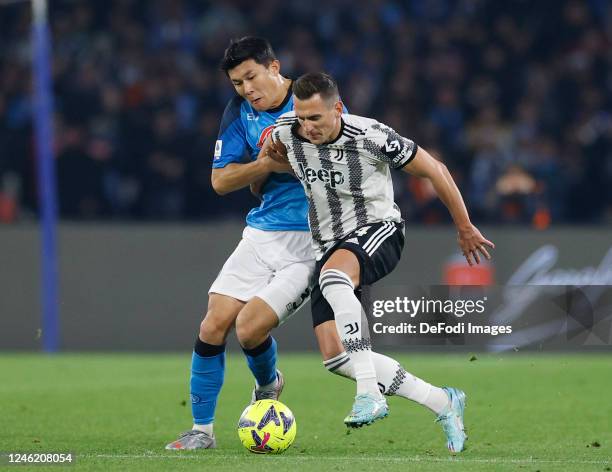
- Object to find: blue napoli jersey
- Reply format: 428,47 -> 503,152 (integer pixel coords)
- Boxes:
213,91 -> 309,231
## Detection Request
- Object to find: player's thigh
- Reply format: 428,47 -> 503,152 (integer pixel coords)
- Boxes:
200,293 -> 244,344
208,236 -> 272,303
335,221 -> 405,287
258,259 -> 314,325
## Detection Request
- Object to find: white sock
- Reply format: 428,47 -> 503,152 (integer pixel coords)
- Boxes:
256,376 -> 278,391
193,423 -> 213,435
320,269 -> 380,398
324,351 -> 450,415
421,386 -> 450,415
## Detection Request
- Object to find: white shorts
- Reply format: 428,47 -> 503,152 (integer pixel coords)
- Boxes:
209,226 -> 315,324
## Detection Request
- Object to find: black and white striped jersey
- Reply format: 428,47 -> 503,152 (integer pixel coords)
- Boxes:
272,112 -> 418,260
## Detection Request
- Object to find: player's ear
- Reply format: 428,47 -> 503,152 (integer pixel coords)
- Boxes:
334,100 -> 343,116
268,60 -> 281,76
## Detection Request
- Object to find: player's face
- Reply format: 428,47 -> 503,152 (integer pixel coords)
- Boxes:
294,94 -> 343,145
228,59 -> 282,111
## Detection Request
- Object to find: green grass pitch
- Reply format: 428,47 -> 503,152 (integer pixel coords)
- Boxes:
1,353 -> 611,471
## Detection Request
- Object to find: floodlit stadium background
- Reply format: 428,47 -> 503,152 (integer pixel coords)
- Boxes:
0,1 -> 611,349
1,0 -> 611,224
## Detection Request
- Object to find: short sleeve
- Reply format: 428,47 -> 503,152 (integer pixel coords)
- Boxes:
272,112 -> 297,145
362,122 -> 418,169
212,97 -> 247,169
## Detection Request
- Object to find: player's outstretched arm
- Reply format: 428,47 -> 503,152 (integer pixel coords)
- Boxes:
402,146 -> 495,266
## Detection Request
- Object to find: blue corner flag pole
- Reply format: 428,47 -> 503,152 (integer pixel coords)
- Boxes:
32,0 -> 59,352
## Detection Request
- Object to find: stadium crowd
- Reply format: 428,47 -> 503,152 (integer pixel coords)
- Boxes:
0,0 -> 611,226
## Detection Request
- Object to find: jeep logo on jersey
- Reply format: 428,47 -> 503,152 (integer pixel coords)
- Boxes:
257,125 -> 275,148
296,162 -> 345,187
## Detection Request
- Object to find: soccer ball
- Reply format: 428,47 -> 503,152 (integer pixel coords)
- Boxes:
237,399 -> 297,454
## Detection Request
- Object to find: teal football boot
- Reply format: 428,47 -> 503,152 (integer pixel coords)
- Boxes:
343,393 -> 389,428
435,387 -> 467,453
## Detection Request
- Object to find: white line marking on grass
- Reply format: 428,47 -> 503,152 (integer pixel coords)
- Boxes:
86,454 -> 611,465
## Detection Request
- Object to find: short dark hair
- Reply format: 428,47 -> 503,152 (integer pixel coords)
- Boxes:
220,37 -> 276,73
292,72 -> 340,104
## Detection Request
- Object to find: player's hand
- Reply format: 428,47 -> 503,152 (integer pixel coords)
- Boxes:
259,136 -> 292,173
268,136 -> 289,165
457,224 -> 495,266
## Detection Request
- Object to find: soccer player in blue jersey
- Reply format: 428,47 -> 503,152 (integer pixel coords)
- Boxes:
165,36 -> 345,450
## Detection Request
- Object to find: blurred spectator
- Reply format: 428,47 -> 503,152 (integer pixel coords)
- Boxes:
56,124 -> 107,218
494,164 -> 539,224
0,0 -> 611,225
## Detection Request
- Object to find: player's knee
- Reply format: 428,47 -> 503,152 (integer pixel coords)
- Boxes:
320,250 -> 360,287
235,312 -> 273,350
319,269 -> 354,299
235,323 -> 255,349
200,310 -> 233,344
235,317 -> 260,349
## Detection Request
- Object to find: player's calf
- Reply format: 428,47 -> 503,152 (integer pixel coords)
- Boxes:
319,268 -> 380,399
166,294 -> 243,451
235,299 -> 284,403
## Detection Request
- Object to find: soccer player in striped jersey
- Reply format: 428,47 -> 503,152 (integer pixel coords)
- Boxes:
268,72 -> 495,452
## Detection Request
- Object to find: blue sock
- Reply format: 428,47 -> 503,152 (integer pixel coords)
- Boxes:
190,338 -> 225,425
243,336 -> 277,387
